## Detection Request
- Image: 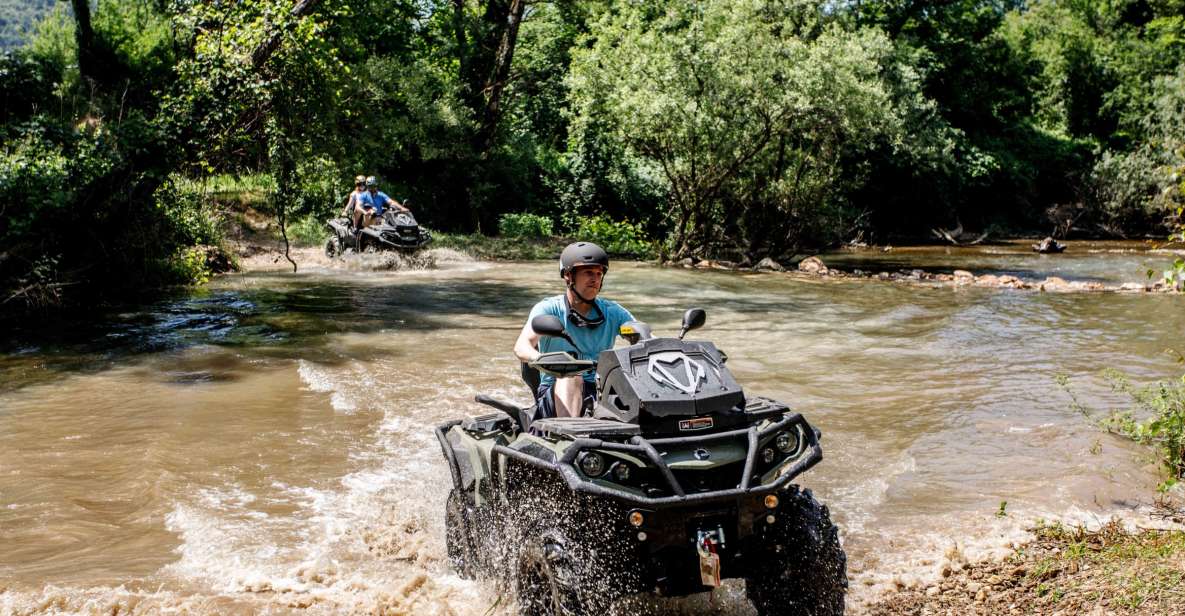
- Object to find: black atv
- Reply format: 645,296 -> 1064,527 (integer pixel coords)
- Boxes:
435,308 -> 847,615
325,207 -> 432,257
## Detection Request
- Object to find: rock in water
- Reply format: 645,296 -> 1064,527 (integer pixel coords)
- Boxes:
755,257 -> 785,272
797,256 -> 829,275
1032,236 -> 1066,253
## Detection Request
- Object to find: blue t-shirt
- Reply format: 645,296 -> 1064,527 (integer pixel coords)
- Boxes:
358,191 -> 393,215
528,294 -> 635,384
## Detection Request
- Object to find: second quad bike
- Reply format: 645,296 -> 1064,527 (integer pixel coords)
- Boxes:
435,308 -> 847,615
325,208 -> 431,257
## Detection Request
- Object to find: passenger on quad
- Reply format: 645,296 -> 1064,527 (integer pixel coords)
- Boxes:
513,241 -> 635,418
357,176 -> 409,227
342,175 -> 368,230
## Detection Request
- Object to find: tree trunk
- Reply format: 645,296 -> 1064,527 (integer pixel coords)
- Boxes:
445,0 -> 531,232
70,0 -> 99,84
251,0 -> 326,69
476,0 -> 525,154
452,0 -> 470,97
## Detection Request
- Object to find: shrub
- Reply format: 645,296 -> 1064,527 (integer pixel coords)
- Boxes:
155,176 -> 224,247
6,253 -> 63,310
287,213 -> 329,247
165,246 -> 213,285
291,156 -> 344,218
0,134 -> 71,242
499,212 -> 554,238
1099,369 -> 1185,491
575,215 -> 653,257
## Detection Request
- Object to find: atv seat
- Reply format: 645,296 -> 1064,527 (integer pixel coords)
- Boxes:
521,361 -> 541,394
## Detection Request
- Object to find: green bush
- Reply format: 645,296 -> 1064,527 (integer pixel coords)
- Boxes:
165,246 -> 213,285
499,212 -> 554,238
291,156 -> 344,218
0,134 -> 71,242
154,177 -> 224,247
575,215 -> 653,257
1099,369 -> 1185,491
288,213 -> 329,247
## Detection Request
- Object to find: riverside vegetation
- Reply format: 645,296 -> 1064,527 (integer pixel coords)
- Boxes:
3,0 -> 1185,315
3,1 -> 1185,611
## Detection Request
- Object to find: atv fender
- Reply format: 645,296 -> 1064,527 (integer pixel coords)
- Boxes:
435,419 -> 513,507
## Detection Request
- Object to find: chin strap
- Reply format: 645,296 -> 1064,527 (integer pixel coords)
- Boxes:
567,281 -> 597,306
565,269 -> 606,306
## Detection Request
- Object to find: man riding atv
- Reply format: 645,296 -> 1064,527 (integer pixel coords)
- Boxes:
437,242 -> 848,615
514,242 -> 635,419
356,176 -> 409,229
324,176 -> 431,257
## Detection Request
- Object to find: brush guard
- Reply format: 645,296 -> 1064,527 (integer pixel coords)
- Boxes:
435,409 -> 822,509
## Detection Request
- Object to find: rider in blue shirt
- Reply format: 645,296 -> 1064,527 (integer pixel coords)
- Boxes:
514,242 -> 635,418
357,176 -> 408,226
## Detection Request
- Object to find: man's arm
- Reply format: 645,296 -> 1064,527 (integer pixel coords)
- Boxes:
385,195 -> 409,213
514,320 -> 542,363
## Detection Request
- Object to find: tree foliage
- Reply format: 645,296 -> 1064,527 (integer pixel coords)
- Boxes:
2,0 -> 1185,313
570,0 -> 945,259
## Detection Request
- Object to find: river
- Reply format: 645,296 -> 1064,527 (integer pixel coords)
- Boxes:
1,243 -> 1182,614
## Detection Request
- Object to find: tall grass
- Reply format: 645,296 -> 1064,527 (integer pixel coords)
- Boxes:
173,173 -> 275,197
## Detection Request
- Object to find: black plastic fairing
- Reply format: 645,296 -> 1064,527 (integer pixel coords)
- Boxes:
596,338 -> 744,432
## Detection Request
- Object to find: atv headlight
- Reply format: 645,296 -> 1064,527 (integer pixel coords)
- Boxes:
760,447 -> 776,464
579,452 -> 606,477
612,462 -> 632,482
775,430 -> 799,455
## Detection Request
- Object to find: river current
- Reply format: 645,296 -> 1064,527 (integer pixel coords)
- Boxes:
1,243 -> 1183,614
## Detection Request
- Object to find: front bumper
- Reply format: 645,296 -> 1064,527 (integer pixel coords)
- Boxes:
434,411 -> 822,509
493,413 -> 821,508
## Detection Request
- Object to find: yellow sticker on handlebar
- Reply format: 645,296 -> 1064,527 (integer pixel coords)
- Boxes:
620,325 -> 635,335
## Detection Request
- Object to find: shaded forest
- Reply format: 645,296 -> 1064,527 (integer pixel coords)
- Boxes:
1,0 -> 1183,312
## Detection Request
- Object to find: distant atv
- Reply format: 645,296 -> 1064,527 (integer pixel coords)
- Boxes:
435,308 -> 847,615
325,207 -> 431,257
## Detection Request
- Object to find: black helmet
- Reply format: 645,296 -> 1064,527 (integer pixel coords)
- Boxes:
559,242 -> 609,278
365,176 -> 378,188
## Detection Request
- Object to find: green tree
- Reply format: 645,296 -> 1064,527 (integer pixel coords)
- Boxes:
570,0 -> 942,259
1004,0 -> 1185,233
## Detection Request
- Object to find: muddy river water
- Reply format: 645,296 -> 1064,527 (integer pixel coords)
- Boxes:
1,242 -> 1183,614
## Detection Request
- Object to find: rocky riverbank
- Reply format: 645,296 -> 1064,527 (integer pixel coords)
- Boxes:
865,509 -> 1185,616
667,254 -> 1180,293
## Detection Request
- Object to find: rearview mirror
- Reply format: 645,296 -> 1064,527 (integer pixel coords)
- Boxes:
531,314 -> 580,351
678,308 -> 706,340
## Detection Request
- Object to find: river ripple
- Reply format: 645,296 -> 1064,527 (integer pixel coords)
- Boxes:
1,247 -> 1182,614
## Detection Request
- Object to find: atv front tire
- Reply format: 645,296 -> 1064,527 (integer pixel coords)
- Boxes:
325,236 -> 340,258
516,529 -> 607,616
445,489 -> 477,579
746,486 -> 848,616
